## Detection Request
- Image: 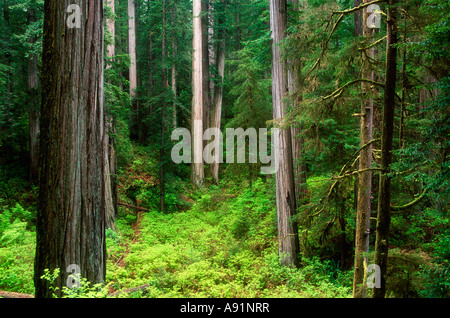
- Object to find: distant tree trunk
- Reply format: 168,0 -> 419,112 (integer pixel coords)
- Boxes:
171,0 -> 178,129
270,0 -> 299,268
287,0 -> 307,204
27,8 -> 39,183
211,0 -> 227,185
373,0 -> 398,298
192,0 -> 205,188
128,0 -> 137,98
354,0 -> 363,36
105,0 -> 117,231
160,0 -> 167,212
353,0 -> 375,298
35,0 -> 106,298
128,0 -> 140,141
202,0 -> 211,159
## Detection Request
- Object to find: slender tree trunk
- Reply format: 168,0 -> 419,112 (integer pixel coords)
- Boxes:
353,0 -> 375,298
160,0 -> 168,212
35,0 -> 106,298
373,0 -> 398,298
354,0 -> 363,37
211,0 -> 227,185
270,0 -> 299,268
128,0 -> 137,98
128,0 -> 140,141
192,0 -> 205,188
202,0 -> 211,138
27,8 -> 39,183
287,0 -> 307,204
105,0 -> 118,231
171,0 -> 177,129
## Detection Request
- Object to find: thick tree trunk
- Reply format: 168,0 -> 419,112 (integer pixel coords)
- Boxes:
373,0 -> 398,298
35,0 -> 106,298
192,0 -> 205,188
270,0 -> 299,268
353,0 -> 375,298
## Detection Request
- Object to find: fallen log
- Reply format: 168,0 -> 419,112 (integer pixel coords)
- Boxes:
109,284 -> 150,297
118,202 -> 149,212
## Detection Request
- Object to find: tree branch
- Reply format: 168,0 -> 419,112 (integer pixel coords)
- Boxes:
333,0 -> 386,15
321,79 -> 384,101
391,188 -> 427,212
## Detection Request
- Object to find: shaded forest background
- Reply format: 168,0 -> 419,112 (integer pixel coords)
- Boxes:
0,0 -> 448,298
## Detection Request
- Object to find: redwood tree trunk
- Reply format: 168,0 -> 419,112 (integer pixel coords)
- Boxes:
35,0 -> 107,298
105,0 -> 117,231
211,0 -> 227,185
373,0 -> 398,298
27,8 -> 39,183
353,0 -> 375,298
192,0 -> 205,188
270,0 -> 299,268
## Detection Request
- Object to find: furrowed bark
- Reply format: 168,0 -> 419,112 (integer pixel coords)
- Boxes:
191,0 -> 205,188
353,0 -> 375,298
373,0 -> 398,298
270,0 -> 299,268
35,0 -> 107,298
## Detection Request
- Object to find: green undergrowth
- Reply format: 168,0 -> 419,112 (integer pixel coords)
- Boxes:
106,178 -> 352,298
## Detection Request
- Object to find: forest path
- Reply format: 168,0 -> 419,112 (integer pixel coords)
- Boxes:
0,290 -> 34,298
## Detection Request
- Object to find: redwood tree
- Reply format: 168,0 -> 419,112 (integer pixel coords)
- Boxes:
374,0 -> 398,298
35,0 -> 107,298
270,0 -> 299,268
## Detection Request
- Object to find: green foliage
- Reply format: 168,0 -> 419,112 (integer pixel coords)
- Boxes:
0,203 -> 35,294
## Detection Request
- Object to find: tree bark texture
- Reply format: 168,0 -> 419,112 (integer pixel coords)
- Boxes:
287,0 -> 307,204
374,0 -> 398,298
35,0 -> 107,298
353,0 -> 375,298
211,0 -> 227,185
191,0 -> 205,188
270,0 -> 299,268
105,0 -> 118,231
27,8 -> 40,183
128,0 -> 137,98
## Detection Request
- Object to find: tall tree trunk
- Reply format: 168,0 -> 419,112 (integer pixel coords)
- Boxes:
160,0 -> 168,212
171,0 -> 177,129
128,0 -> 137,98
105,0 -> 117,231
373,0 -> 398,298
270,0 -> 299,268
287,0 -> 307,204
202,0 -> 211,151
192,0 -> 205,188
128,0 -> 140,141
354,0 -> 363,36
211,0 -> 227,185
27,8 -> 39,183
353,0 -> 375,298
35,0 -> 106,298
